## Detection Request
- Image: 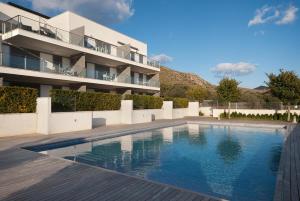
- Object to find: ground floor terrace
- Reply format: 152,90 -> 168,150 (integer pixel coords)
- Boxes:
0,118 -> 298,201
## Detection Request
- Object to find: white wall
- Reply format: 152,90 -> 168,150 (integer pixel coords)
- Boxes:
132,109 -> 162,124
0,98 -> 200,137
49,112 -> 92,134
173,108 -> 188,119
0,113 -> 37,137
92,110 -> 121,126
212,109 -> 300,118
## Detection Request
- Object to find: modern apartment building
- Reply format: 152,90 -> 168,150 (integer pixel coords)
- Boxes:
0,2 -> 160,96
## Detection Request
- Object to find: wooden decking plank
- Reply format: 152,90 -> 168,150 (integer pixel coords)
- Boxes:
291,129 -> 300,201
293,128 -> 300,201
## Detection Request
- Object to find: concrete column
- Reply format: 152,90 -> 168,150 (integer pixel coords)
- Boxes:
188,102 -> 199,116
70,54 -> 86,76
123,89 -> 132,95
0,77 -> 3,86
40,85 -> 52,97
162,101 -> 173,119
117,66 -> 131,83
36,97 -> 51,135
148,73 -> 159,87
121,100 -> 133,124
78,85 -> 87,92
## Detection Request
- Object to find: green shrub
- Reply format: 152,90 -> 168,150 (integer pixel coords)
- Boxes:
199,111 -> 204,116
51,89 -> 121,112
0,86 -> 37,113
220,111 -> 300,122
124,94 -> 163,109
164,97 -> 189,108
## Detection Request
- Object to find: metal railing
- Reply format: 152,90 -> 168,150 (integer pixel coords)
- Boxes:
0,51 -> 160,88
2,15 -> 160,68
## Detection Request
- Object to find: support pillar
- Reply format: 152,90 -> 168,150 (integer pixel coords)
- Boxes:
188,102 -> 199,116
0,77 -> 3,87
117,66 -> 131,83
36,97 -> 51,135
78,85 -> 87,92
162,101 -> 173,119
121,100 -> 133,124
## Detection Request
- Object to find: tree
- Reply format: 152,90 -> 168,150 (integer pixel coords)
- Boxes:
186,86 -> 207,102
217,78 -> 240,119
266,69 -> 300,121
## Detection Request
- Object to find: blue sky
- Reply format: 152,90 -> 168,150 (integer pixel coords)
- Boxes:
7,0 -> 300,88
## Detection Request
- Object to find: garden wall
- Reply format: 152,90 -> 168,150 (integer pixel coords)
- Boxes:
0,113 -> 37,136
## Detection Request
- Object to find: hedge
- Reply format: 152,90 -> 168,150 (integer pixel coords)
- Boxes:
0,86 -> 37,113
220,111 -> 300,122
124,94 -> 163,109
51,89 -> 121,112
164,97 -> 189,108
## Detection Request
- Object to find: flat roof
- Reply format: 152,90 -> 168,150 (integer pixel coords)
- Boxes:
7,2 -> 50,19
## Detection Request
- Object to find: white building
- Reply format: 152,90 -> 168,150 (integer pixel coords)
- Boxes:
0,2 -> 160,96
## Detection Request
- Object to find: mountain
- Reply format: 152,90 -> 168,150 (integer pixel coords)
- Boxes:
254,85 -> 269,91
159,66 -> 214,89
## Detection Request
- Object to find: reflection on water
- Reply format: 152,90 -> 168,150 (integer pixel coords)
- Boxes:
44,124 -> 284,201
217,136 -> 242,164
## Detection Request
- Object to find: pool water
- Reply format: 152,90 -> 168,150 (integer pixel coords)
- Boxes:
42,124 -> 285,201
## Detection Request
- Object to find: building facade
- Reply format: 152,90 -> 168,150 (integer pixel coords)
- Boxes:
0,2 -> 160,96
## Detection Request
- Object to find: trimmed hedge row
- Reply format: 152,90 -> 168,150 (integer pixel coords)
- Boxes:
0,86 -> 37,113
124,94 -> 163,109
220,111 -> 300,122
164,97 -> 189,108
51,89 -> 121,112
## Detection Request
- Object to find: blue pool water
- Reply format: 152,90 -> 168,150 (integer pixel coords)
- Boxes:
42,124 -> 285,201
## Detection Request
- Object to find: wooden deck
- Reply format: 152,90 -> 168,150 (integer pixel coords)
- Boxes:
274,124 -> 300,201
0,119 -> 224,201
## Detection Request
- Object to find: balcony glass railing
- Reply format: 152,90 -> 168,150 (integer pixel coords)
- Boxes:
2,15 -> 160,68
0,52 -> 160,88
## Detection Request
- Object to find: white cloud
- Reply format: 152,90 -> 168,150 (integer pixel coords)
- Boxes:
28,0 -> 134,24
211,62 -> 256,77
248,5 -> 279,26
248,4 -> 298,27
276,5 -> 298,25
150,54 -> 173,64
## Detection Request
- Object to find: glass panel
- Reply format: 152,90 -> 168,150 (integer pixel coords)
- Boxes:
95,64 -> 110,80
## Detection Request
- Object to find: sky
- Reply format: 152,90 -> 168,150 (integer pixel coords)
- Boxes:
5,0 -> 300,88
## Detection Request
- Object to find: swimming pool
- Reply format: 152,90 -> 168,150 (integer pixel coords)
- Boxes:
40,124 -> 285,201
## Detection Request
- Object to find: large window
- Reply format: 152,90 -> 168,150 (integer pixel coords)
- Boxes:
95,64 -> 110,80
1,44 -> 40,71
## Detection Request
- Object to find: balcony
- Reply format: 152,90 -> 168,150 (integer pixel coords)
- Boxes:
2,15 -> 160,69
0,52 -> 160,88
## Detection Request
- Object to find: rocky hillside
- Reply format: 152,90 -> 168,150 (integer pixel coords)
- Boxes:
159,66 -> 214,89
